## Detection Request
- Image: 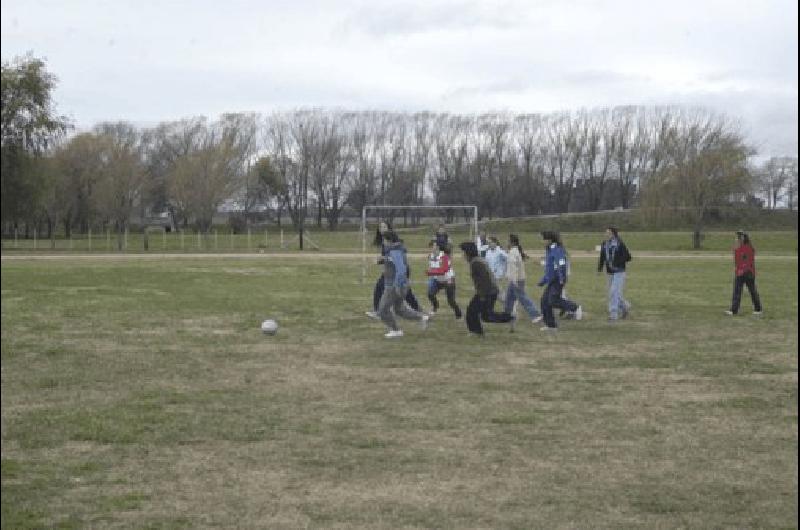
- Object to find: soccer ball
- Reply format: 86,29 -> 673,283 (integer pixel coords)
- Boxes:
260,319 -> 278,335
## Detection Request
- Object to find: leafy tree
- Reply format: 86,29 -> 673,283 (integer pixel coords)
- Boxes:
1,53 -> 70,230
641,112 -> 754,248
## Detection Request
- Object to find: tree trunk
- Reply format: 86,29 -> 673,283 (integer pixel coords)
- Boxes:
48,217 -> 55,249
143,227 -> 149,251
692,227 -> 703,250
117,222 -> 124,252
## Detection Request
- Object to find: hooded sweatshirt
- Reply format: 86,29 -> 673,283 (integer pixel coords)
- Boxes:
382,242 -> 409,288
469,256 -> 498,298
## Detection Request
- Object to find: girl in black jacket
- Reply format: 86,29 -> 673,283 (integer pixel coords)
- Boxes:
597,226 -> 632,321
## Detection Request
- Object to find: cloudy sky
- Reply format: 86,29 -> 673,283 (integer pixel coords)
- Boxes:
2,0 -> 797,156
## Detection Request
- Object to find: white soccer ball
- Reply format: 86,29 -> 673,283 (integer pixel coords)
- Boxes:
260,319 -> 278,335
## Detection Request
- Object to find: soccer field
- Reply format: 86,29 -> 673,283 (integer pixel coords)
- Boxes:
1,254 -> 797,528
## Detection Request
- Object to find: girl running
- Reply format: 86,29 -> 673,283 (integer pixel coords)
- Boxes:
459,241 -> 515,336
366,221 -> 421,319
504,234 -> 542,323
425,239 -> 462,319
376,232 -> 431,338
537,231 -> 582,331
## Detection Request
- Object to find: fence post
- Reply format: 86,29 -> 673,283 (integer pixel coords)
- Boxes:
215,230 -> 218,250
33,228 -> 37,250
14,227 -> 18,249
230,230 -> 233,249
162,230 -> 166,251
124,227 -> 129,251
280,229 -> 284,248
265,229 -> 268,248
197,231 -> 201,250
181,231 -> 185,251
247,228 -> 251,251
107,229 -> 110,250
69,233 -> 73,251
88,228 -> 92,251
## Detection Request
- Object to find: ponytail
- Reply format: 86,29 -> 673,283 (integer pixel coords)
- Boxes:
509,233 -> 528,260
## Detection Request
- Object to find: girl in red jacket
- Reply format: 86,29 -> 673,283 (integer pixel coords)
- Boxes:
726,230 -> 763,316
426,240 -> 462,319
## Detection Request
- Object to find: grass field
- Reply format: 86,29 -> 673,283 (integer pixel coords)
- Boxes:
1,253 -> 798,528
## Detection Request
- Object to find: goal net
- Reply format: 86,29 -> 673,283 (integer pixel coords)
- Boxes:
360,205 -> 479,284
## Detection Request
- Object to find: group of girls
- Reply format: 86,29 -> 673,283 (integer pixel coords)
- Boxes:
367,222 -> 582,338
366,222 -> 764,339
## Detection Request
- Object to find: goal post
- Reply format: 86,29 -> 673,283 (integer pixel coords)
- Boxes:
360,205 -> 479,284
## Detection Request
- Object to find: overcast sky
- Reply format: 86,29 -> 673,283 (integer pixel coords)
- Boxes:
2,0 -> 797,157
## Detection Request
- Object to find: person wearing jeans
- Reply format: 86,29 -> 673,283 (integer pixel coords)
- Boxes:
726,230 -> 763,316
477,235 -> 508,304
597,226 -> 632,321
537,231 -> 582,330
376,232 -> 430,338
504,233 -> 541,322
367,222 -> 420,319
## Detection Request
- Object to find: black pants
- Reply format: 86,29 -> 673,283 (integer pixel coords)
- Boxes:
466,293 -> 513,334
427,279 -> 462,318
373,276 -> 420,312
730,273 -> 762,314
541,282 -> 578,328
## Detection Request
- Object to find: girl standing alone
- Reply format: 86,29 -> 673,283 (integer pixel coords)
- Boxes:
725,230 -> 763,316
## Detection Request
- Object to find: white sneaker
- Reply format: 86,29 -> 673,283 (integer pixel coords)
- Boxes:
540,326 -> 557,332
384,330 -> 404,338
724,310 -> 734,316
753,311 -> 763,316
365,311 -> 380,320
574,306 -> 583,321
420,314 -> 430,331
532,316 -> 543,324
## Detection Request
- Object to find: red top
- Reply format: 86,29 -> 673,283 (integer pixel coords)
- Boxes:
427,253 -> 451,276
734,243 -> 756,277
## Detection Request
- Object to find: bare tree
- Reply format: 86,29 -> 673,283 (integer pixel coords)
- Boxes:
760,156 -> 797,209
641,110 -> 754,248
346,112 -> 379,219
543,112 -> 585,212
143,117 -> 208,229
93,122 -> 146,250
513,113 -> 548,214
167,117 -> 249,234
578,109 -> 614,211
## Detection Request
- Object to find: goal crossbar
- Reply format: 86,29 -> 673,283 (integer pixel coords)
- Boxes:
361,205 -> 478,284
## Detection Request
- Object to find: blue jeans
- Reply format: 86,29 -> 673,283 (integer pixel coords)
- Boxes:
541,282 -> 578,328
606,272 -> 630,319
504,280 -> 540,318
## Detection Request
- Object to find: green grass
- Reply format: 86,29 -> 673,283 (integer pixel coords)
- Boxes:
2,254 -> 797,528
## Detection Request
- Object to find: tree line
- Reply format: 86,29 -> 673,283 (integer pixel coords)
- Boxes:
3,55 -> 798,248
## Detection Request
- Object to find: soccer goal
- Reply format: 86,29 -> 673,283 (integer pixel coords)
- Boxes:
360,205 -> 479,284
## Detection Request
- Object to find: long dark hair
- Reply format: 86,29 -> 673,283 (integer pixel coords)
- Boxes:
373,221 -> 393,247
541,230 -> 562,246
509,233 -> 528,260
737,230 -> 753,248
459,241 -> 479,260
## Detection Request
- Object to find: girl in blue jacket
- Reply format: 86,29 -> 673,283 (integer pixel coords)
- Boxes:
366,221 -> 421,319
537,231 -> 583,330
